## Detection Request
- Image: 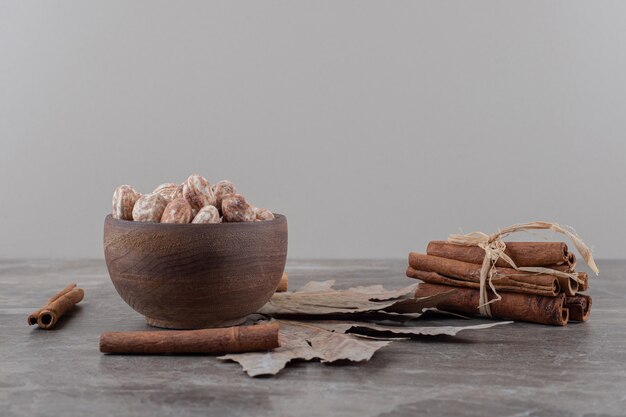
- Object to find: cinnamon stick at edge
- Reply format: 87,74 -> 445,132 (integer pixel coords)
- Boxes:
28,283 -> 84,329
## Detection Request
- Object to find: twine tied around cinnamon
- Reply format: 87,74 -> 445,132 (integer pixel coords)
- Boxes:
447,222 -> 599,317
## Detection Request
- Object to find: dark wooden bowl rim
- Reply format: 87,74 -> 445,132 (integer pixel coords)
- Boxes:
105,213 -> 286,228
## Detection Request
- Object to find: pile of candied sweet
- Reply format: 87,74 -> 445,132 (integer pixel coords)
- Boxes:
111,175 -> 274,224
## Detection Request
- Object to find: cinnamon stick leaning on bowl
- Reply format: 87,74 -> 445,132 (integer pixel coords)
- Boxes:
100,322 -> 280,354
276,272 -> 288,292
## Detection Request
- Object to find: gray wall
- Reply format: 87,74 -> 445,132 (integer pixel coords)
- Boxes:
1,1 -> 625,259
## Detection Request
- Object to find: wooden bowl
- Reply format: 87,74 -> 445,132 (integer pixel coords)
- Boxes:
103,214 -> 288,329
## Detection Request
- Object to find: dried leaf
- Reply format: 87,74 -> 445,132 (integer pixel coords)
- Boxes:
312,320 -> 512,339
294,321 -> 390,363
259,281 -> 455,316
219,320 -> 390,377
219,327 -> 316,377
220,319 -> 512,376
222,281 -> 512,377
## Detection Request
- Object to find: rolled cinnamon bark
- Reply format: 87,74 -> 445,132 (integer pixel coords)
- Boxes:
565,294 -> 592,322
100,322 -> 280,354
578,272 -> 589,292
566,252 -> 577,270
37,288 -> 84,329
538,254 -> 577,272
276,272 -> 288,292
547,264 -> 574,272
427,241 -> 571,268
406,267 -> 560,297
542,265 -> 578,295
408,253 -> 574,296
28,284 -> 84,329
557,275 -> 578,296
415,283 -> 569,326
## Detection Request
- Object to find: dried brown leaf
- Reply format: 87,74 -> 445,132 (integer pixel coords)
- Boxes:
219,319 -> 512,376
221,281 -> 510,377
311,320 -> 512,339
258,281 -> 455,316
219,320 -> 390,377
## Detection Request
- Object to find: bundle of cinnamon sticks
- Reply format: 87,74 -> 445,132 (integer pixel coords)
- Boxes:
407,241 -> 592,325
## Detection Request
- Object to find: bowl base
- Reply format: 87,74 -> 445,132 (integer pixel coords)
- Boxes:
145,316 -> 247,330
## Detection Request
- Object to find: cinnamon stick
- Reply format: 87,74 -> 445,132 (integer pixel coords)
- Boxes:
427,241 -> 572,268
538,265 -> 579,295
534,253 -> 576,271
565,294 -> 592,322
566,251 -> 577,270
100,322 -> 280,354
415,283 -> 569,326
408,252 -> 574,296
578,272 -> 589,292
546,264 -> 574,273
276,272 -> 288,292
406,267 -> 559,297
28,283 -> 84,329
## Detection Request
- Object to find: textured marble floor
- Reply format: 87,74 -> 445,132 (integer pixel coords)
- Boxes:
1,259 -> 625,417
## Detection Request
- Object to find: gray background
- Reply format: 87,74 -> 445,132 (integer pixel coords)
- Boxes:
1,1 -> 625,259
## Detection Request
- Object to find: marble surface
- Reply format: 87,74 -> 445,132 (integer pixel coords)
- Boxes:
1,259 -> 625,417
